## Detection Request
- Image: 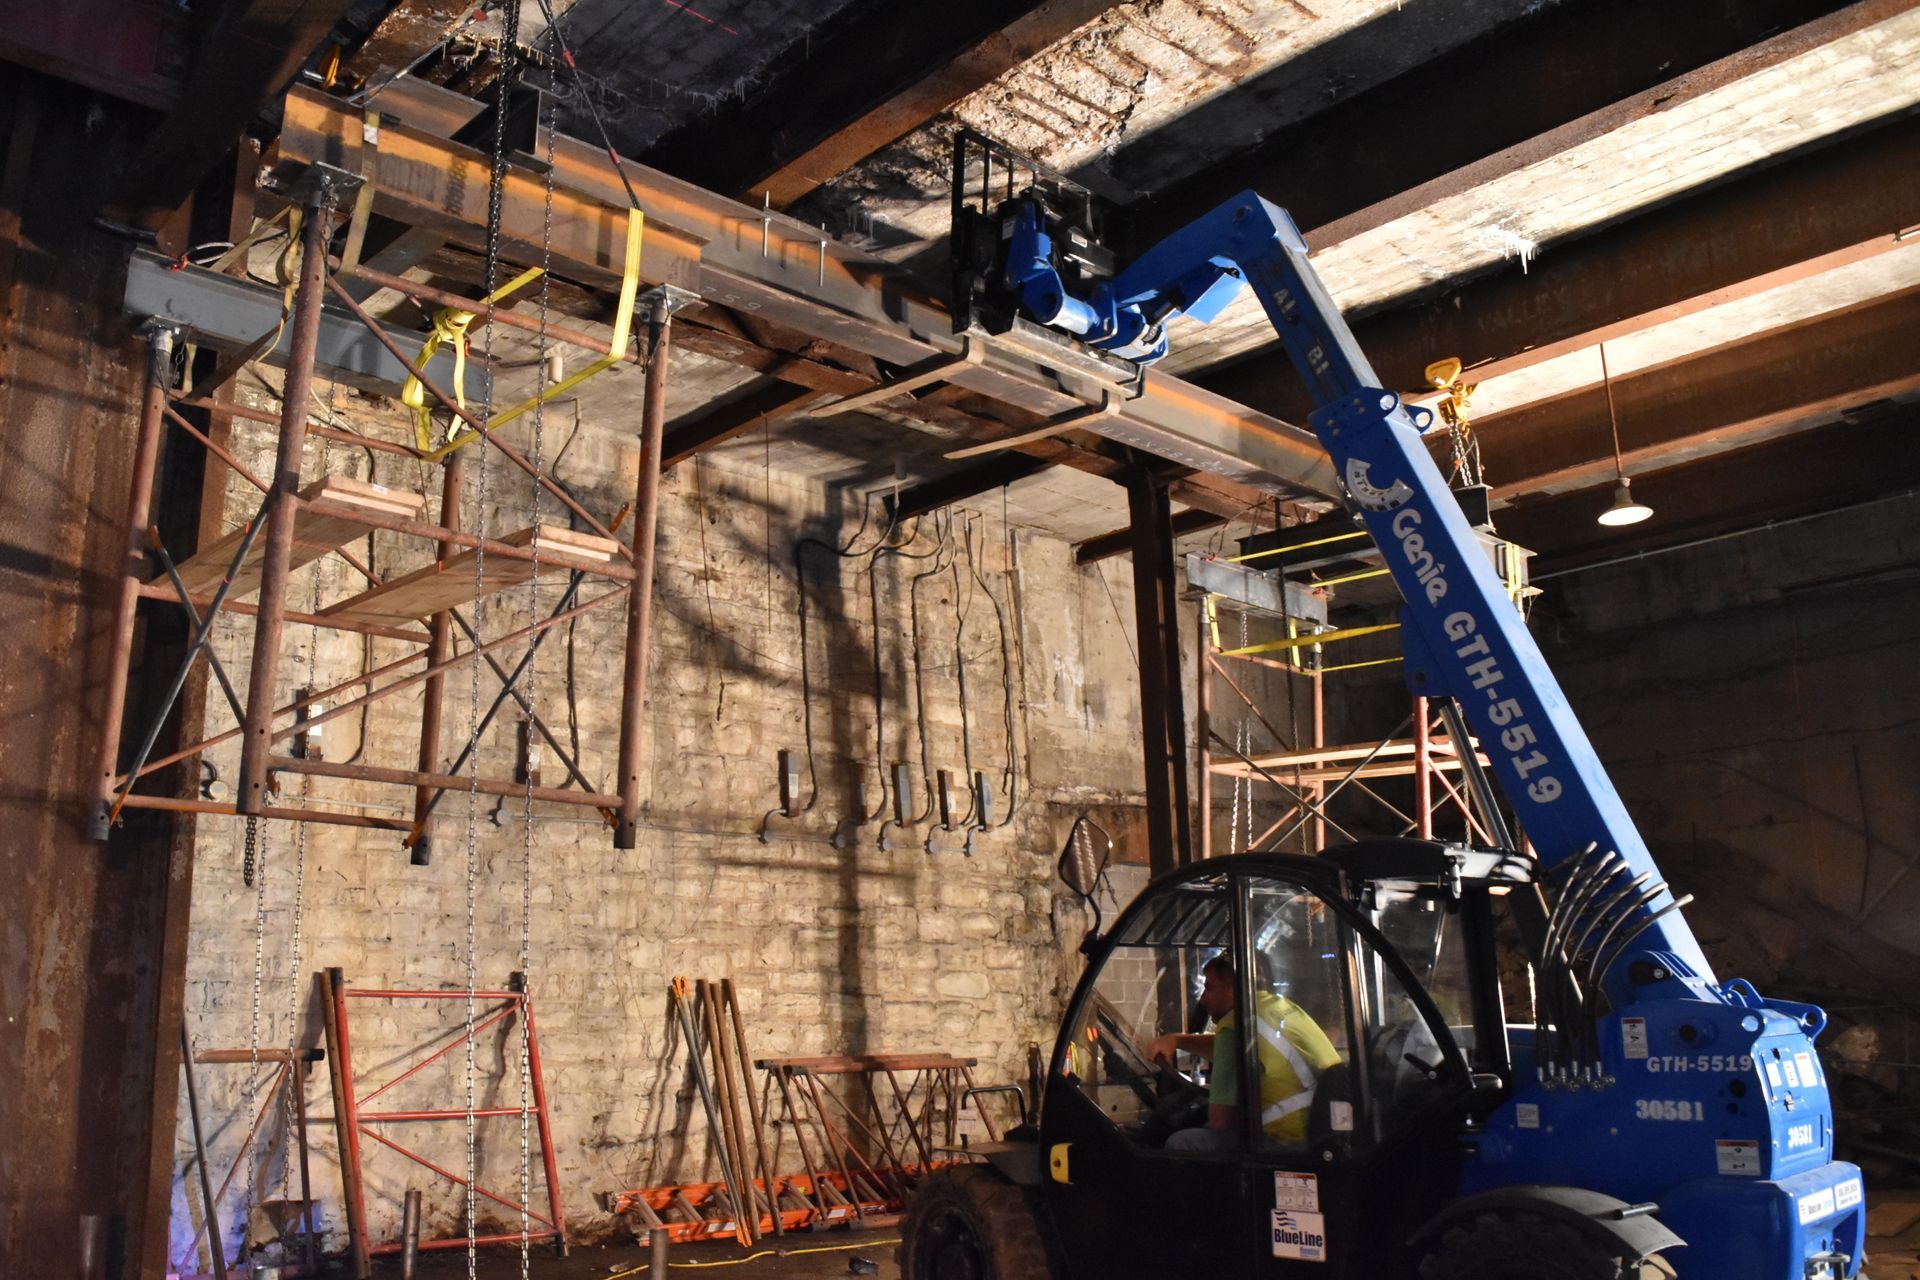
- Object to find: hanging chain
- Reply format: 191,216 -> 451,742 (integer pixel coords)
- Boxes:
243,812 -> 258,887
278,391 -> 333,1211
513,86 -> 557,1280
469,8 -> 520,1273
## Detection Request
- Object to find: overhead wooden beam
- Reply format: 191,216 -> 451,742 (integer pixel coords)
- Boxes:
1481,287 -> 1920,500
661,381 -> 824,470
1497,408 -> 1920,568
1075,508 -> 1225,565
1127,0 -> 1876,250
112,0 -> 354,217
889,454 -> 1060,523
642,0 -> 1126,206
0,0 -> 189,112
1203,111 -> 1920,416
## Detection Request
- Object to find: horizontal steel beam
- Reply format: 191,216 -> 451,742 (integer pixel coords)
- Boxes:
124,250 -> 477,397
1482,287 -> 1920,499
270,86 -> 1337,500
1180,553 -> 1329,626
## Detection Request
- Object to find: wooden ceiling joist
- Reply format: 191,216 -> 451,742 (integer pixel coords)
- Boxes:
1203,110 -> 1920,416
642,0 -> 1129,206
1483,286 -> 1920,500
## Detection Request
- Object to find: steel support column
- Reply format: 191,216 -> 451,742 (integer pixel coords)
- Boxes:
1196,599 -> 1212,860
1126,467 -> 1191,876
89,322 -> 176,839
238,196 -> 332,814
1412,695 -> 1434,841
617,299 -> 671,848
411,450 -> 464,864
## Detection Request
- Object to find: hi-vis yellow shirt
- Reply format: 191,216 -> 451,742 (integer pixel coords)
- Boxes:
1212,993 -> 1342,1145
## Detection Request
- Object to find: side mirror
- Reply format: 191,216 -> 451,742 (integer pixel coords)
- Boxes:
1058,816 -> 1112,898
1058,816 -> 1114,946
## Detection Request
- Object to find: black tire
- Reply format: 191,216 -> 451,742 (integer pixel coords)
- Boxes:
897,1165 -> 1056,1280
1418,1212 -> 1673,1280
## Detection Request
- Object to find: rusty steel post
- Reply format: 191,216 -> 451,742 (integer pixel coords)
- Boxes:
239,197 -> 333,814
616,299 -> 671,848
1412,694 -> 1434,840
1196,600 -> 1212,859
1310,650 -> 1326,854
411,450 -> 465,864
89,323 -> 178,840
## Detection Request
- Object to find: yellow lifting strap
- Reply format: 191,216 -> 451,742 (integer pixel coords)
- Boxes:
416,205 -> 647,461
403,262 -> 547,450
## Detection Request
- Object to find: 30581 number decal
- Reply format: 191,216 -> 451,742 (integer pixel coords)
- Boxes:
1634,1099 -> 1706,1122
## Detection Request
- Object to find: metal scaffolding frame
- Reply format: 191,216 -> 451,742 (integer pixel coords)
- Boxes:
94,180 -> 681,853
1195,581 -> 1522,859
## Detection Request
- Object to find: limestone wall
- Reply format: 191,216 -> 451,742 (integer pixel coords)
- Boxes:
166,390 -> 1162,1263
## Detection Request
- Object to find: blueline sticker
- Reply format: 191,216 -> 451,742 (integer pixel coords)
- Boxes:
1274,1172 -> 1320,1213
1783,1058 -> 1802,1089
1797,1187 -> 1836,1225
1795,1052 -> 1819,1089
1766,1059 -> 1783,1091
1835,1178 -> 1863,1211
1621,1017 -> 1649,1060
1516,1103 -> 1541,1130
1715,1139 -> 1762,1177
1271,1210 -> 1328,1263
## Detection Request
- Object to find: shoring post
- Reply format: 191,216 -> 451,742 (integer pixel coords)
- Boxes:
1412,694 -> 1434,840
411,449 -> 465,864
1125,466 -> 1190,876
239,193 -> 335,814
1310,640 -> 1327,853
1196,598 -> 1212,859
90,322 -> 178,840
616,297 -> 671,848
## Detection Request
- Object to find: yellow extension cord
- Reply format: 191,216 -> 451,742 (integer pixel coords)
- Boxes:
603,1236 -> 900,1276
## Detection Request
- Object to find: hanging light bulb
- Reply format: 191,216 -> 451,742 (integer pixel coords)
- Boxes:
1598,477 -> 1653,526
1594,343 -> 1653,528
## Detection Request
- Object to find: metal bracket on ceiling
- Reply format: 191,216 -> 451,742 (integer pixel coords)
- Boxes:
261,161 -> 363,211
639,284 -> 702,316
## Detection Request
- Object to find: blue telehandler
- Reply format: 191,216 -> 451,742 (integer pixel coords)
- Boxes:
899,143 -> 1865,1280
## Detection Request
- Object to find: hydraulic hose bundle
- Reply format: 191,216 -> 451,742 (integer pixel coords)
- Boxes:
1535,845 -> 1695,1084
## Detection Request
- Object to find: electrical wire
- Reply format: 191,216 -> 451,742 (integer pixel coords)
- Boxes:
603,1238 -> 901,1277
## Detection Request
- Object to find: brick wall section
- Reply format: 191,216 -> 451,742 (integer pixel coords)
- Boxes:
166,391 -> 1165,1262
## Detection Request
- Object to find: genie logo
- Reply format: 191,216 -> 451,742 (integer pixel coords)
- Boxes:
1344,457 -> 1414,512
1271,1210 -> 1328,1263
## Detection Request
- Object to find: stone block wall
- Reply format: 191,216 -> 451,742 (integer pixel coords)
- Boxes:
165,388 -> 1166,1265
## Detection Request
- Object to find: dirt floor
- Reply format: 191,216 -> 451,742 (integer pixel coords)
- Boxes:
178,1189 -> 1920,1279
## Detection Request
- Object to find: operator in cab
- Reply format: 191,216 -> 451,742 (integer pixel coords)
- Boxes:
1147,953 -> 1341,1152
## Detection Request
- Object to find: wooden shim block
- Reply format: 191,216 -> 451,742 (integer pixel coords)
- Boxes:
164,477 -> 424,599
521,523 -> 621,557
501,524 -> 618,561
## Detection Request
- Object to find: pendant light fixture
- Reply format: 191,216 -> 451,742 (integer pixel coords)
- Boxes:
1595,343 -> 1653,527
